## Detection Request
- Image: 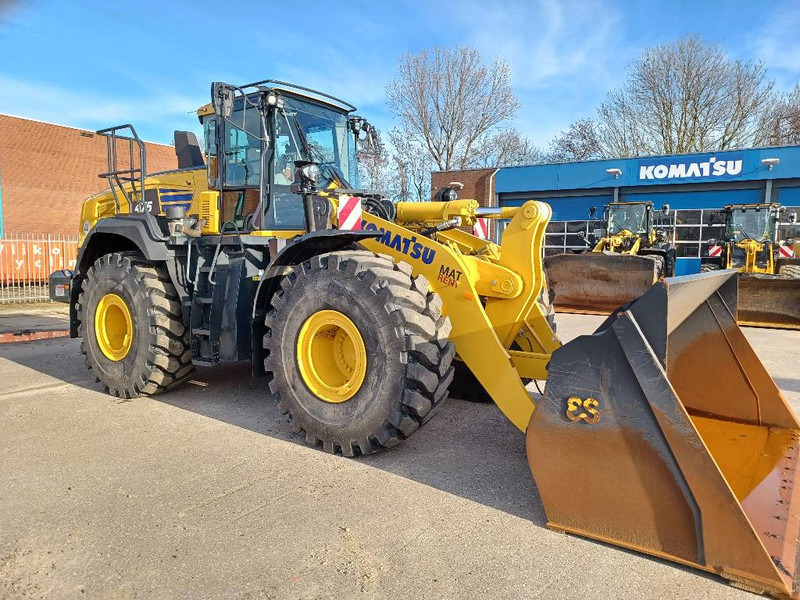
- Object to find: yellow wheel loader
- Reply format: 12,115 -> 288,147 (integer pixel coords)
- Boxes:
701,202 -> 800,329
49,80 -> 800,598
544,200 -> 675,313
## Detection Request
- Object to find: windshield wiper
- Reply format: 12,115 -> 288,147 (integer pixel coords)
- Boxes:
280,109 -> 353,189
291,113 -> 314,161
735,224 -> 752,241
291,114 -> 352,188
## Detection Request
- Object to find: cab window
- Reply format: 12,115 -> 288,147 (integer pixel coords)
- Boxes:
203,118 -> 218,188
223,106 -> 261,188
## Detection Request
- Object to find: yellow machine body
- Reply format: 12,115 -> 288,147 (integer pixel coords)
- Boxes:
705,203 -> 800,330
79,168 -> 210,246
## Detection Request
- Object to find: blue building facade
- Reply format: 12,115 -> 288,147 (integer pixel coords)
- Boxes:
494,146 -> 800,275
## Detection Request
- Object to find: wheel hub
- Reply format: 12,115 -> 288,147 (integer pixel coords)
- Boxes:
297,310 -> 367,403
95,293 -> 133,361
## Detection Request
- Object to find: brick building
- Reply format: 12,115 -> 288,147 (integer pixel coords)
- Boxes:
431,167 -> 499,238
0,114 -> 178,235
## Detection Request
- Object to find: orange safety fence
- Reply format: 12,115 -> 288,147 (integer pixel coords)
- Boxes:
0,233 -> 78,302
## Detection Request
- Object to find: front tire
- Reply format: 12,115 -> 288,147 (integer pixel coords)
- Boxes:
779,264 -> 800,279
700,263 -> 721,273
263,251 -> 454,456
78,252 -> 194,398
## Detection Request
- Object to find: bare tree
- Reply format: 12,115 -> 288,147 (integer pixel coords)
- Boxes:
594,36 -> 774,157
757,84 -> 800,146
547,119 -> 602,162
474,128 -> 544,167
357,128 -> 388,191
386,46 -> 519,171
387,129 -> 435,202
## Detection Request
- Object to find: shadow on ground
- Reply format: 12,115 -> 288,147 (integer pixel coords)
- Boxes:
0,335 -> 546,526
774,377 -> 800,393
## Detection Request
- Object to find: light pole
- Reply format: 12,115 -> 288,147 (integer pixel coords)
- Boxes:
762,157 -> 780,204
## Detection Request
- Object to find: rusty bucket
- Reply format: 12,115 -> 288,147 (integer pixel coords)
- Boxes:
528,270 -> 800,597
544,252 -> 661,314
738,273 -> 800,330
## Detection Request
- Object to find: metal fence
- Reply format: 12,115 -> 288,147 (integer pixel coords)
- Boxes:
0,233 -> 78,303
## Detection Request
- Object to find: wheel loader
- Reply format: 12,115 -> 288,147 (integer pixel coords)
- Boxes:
700,202 -> 800,329
543,200 -> 676,313
49,80 -> 800,598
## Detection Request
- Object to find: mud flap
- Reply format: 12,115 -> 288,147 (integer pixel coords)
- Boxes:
528,270 -> 800,597
738,273 -> 800,330
544,252 -> 660,313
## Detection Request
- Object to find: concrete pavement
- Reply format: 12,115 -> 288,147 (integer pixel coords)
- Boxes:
1,311 -> 798,599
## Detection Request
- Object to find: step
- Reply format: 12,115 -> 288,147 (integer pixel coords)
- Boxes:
191,358 -> 217,368
191,328 -> 211,336
195,297 -> 213,304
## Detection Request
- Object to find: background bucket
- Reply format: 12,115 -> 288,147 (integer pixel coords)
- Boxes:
544,252 -> 660,313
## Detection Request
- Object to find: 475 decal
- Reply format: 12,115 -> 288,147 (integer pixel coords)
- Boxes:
566,396 -> 600,424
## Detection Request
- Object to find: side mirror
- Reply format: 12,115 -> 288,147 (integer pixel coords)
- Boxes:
212,82 -> 234,118
589,206 -> 596,218
434,186 -> 459,202
790,212 -> 798,224
662,204 -> 670,215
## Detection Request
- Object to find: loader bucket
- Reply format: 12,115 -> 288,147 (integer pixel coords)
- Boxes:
528,270 -> 800,597
738,273 -> 800,330
544,252 -> 660,313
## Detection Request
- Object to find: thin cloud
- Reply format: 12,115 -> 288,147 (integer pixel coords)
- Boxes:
450,0 -> 622,90
751,1 -> 800,90
0,75 -> 202,142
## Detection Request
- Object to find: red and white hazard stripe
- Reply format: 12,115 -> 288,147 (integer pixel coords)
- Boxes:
473,218 -> 488,240
708,244 -> 722,257
779,243 -> 795,258
337,196 -> 362,231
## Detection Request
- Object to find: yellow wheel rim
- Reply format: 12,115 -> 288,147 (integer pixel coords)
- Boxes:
297,310 -> 367,403
94,293 -> 133,361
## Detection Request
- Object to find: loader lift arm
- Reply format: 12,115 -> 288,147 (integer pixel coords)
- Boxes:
336,198 -> 560,431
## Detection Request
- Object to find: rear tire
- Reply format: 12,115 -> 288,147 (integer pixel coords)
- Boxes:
663,246 -> 676,277
700,263 -> 721,273
263,251 -> 454,456
779,264 -> 800,279
540,286 -> 557,334
78,252 -> 194,398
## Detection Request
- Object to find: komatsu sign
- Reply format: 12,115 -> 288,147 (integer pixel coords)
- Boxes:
639,153 -> 743,181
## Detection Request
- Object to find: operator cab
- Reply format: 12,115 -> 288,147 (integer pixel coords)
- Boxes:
197,80 -> 372,232
606,202 -> 652,235
724,203 -> 779,243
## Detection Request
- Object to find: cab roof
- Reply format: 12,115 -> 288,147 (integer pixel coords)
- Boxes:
196,80 -> 357,117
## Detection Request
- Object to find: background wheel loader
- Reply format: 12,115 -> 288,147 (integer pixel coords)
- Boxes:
544,200 -> 676,313
700,202 -> 800,329
50,79 -> 800,598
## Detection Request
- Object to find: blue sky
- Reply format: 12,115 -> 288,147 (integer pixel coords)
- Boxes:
1,0 -> 799,147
